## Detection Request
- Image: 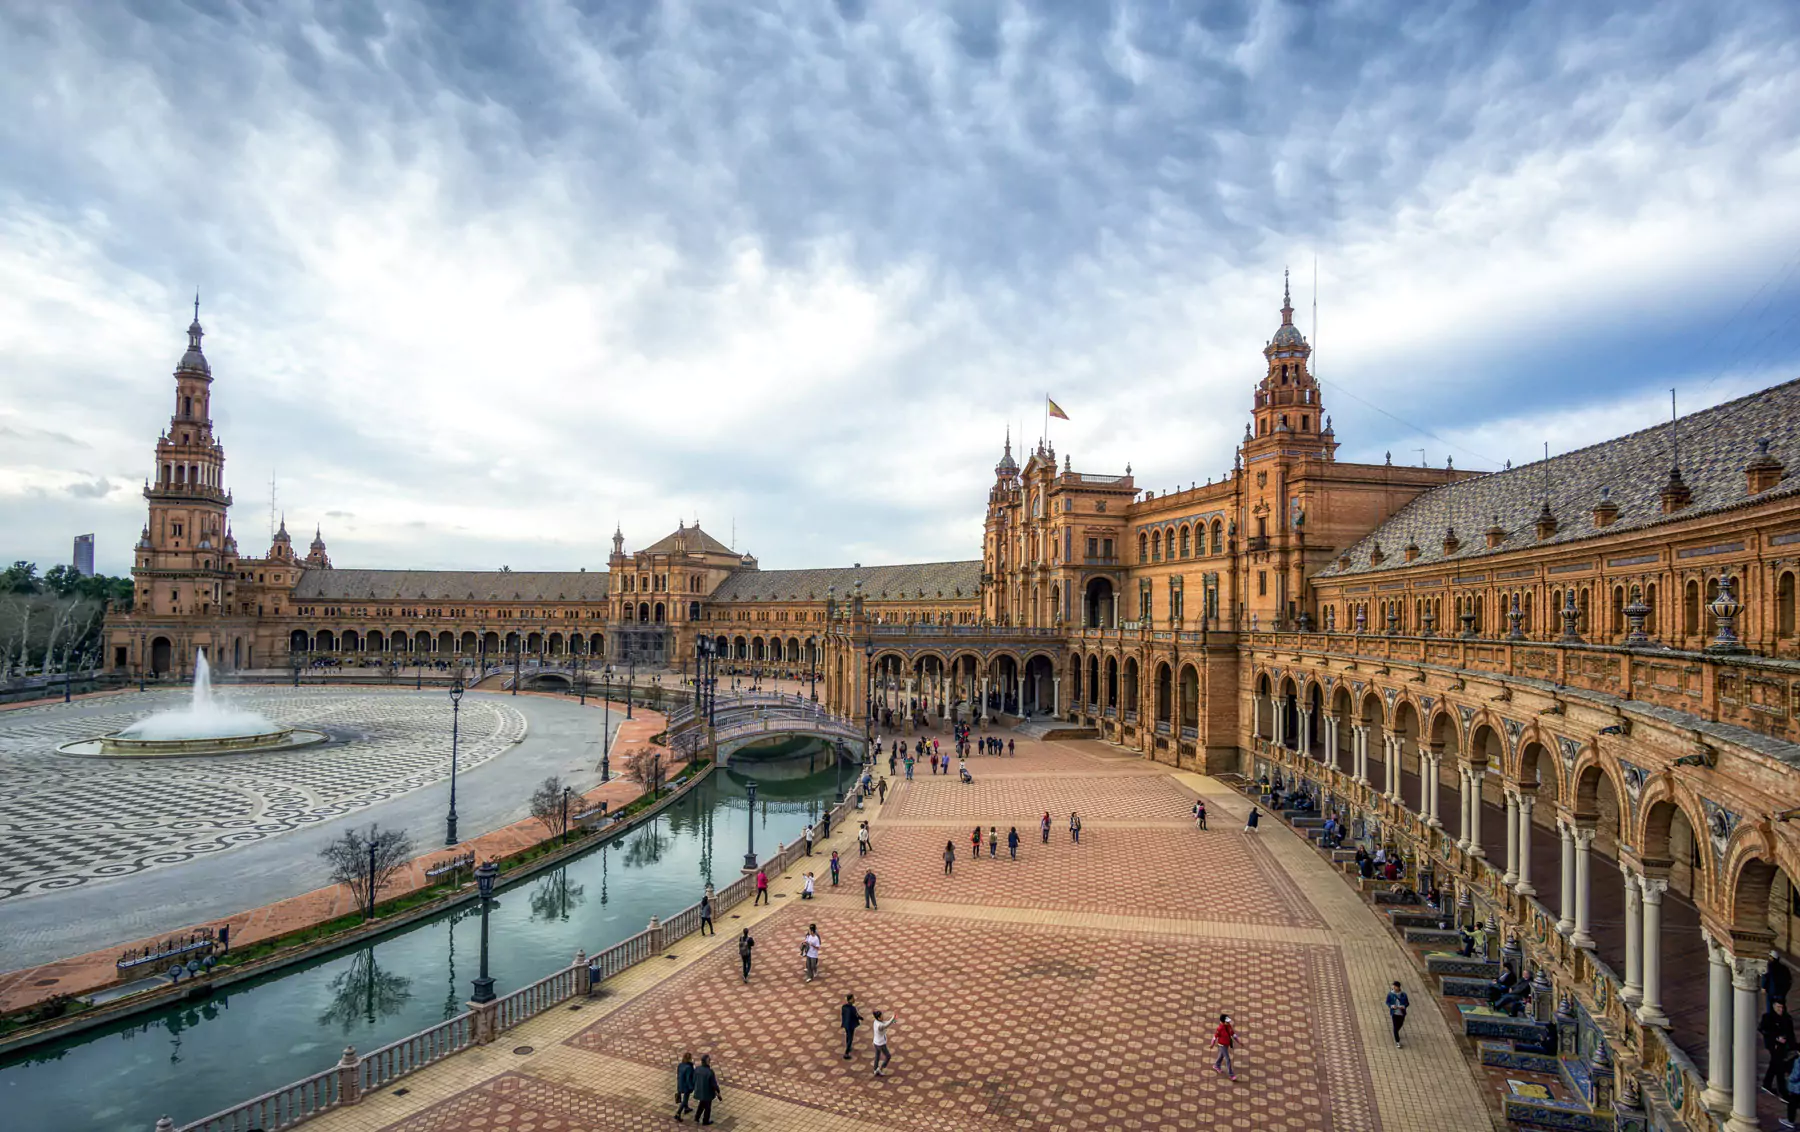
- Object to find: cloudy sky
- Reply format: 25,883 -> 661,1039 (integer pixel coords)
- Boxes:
3,0 -> 1799,577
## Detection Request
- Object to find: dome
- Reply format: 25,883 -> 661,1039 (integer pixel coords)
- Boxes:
1271,322 -> 1306,349
177,317 -> 211,376
994,431 -> 1019,477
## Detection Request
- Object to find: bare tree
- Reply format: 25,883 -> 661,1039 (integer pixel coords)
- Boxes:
320,825 -> 416,919
529,776 -> 571,843
622,746 -> 667,797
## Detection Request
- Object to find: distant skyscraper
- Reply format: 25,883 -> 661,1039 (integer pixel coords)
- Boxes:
72,534 -> 94,577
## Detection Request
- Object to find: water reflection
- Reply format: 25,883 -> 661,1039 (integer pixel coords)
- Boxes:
528,867 -> 586,923
317,947 -> 413,1034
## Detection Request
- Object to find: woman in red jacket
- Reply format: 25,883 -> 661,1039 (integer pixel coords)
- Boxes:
1211,1014 -> 1238,1080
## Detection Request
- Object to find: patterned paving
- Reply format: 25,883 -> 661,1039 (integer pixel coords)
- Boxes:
864,825 -> 1324,927
881,771 -> 1196,822
0,690 -> 526,899
568,904 -> 1375,1132
384,1072 -> 671,1131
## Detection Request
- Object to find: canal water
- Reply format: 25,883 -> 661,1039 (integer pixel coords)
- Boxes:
1,758 -> 843,1132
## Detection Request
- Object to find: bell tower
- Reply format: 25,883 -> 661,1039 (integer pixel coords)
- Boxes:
1246,271 -> 1335,461
135,299 -> 236,618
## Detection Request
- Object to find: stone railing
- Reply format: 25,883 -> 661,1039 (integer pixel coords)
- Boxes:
166,793 -> 860,1132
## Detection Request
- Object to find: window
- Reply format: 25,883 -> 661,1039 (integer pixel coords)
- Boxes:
1258,571 -> 1267,597
1152,531 -> 1162,562
1210,522 -> 1222,555
1087,537 -> 1097,558
1139,533 -> 1148,563
1180,526 -> 1191,557
1103,538 -> 1113,560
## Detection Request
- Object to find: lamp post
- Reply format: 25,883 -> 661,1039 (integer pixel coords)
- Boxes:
470,861 -> 498,1004
139,631 -> 147,692
601,665 -> 612,783
291,651 -> 301,688
626,661 -> 635,719
809,642 -> 818,702
576,654 -> 587,705
743,780 -> 760,871
863,642 -> 875,745
834,739 -> 846,803
511,636 -> 520,695
560,785 -> 573,845
446,672 -> 464,846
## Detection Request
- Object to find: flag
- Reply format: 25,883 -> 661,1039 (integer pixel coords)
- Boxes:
1046,396 -> 1069,421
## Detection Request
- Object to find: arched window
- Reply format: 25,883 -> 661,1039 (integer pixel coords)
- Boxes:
1151,531 -> 1162,562
1179,526 -> 1191,557
1139,533 -> 1148,563
1780,572 -> 1796,639
1210,521 -> 1223,555
1684,579 -> 1700,638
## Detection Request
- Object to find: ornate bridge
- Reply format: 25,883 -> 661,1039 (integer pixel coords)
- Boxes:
668,692 -> 866,764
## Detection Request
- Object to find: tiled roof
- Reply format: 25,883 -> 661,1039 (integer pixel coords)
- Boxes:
710,561 -> 983,603
638,523 -> 735,557
1320,376 -> 1800,577
293,569 -> 612,602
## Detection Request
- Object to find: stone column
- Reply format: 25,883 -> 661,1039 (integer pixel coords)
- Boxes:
1455,768 -> 1471,850
1515,794 -> 1535,894
1502,790 -> 1520,885
1322,717 -> 1337,770
1251,695 -> 1265,740
1556,821 -> 1576,934
1620,865 -> 1644,1006
1635,876 -> 1671,1027
1271,703 -> 1285,749
1729,954 -> 1769,1132
1571,826 -> 1596,949
980,676 -> 990,723
1051,675 -> 1061,718
1701,929 -> 1733,1113
1386,737 -> 1401,801
1355,726 -> 1369,784
1467,767 -> 1485,857
1298,708 -> 1313,755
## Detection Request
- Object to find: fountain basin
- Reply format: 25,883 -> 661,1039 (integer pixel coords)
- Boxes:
60,728 -> 329,758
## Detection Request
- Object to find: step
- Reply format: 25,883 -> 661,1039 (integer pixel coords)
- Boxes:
1426,953 -> 1501,979
1476,1040 -> 1560,1076
1503,1095 -> 1610,1132
1403,926 -> 1463,946
1459,1003 -> 1551,1044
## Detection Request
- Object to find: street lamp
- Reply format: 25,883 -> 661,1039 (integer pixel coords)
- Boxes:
560,785 -> 573,845
138,631 -> 147,693
809,641 -> 818,702
446,672 -> 465,846
834,739 -> 846,803
863,642 -> 875,744
470,861 -> 498,1004
626,660 -> 635,719
743,780 -> 759,871
601,665 -> 612,782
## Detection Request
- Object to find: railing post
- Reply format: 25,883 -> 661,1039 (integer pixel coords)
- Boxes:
470,999 -> 499,1045
574,949 -> 591,996
337,1045 -> 361,1106
647,915 -> 663,954
155,1119 -> 175,1132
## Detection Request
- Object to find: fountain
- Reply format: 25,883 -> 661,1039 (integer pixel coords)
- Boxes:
60,652 -> 327,757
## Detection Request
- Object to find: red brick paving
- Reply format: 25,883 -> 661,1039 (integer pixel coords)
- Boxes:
883,773 -> 1197,823
383,1072 -> 674,1131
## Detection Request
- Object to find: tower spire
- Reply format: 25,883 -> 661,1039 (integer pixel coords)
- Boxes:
1281,268 -> 1293,325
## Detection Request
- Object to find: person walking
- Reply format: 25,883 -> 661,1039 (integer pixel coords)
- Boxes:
699,892 -> 714,935
675,1051 -> 696,1121
1070,812 -> 1082,844
1040,811 -> 1051,844
1762,999 -> 1796,1092
830,850 -> 841,887
971,825 -> 982,859
1386,981 -> 1410,1048
877,777 -> 887,803
904,754 -> 914,780
1785,1051 -> 1800,1129
803,924 -> 822,982
840,993 -> 863,1059
754,868 -> 770,905
988,826 -> 999,859
1007,738 -> 1015,756
804,823 -> 815,856
863,869 -> 878,910
738,929 -> 756,983
858,822 -> 873,856
1244,808 -> 1260,834
872,1009 -> 898,1076
943,839 -> 956,875
1211,1013 -> 1238,1080
692,1054 -> 721,1125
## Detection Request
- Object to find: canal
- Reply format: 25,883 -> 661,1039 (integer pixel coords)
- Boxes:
1,758 -> 842,1132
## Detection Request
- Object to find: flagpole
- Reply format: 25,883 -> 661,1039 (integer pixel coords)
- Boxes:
1043,393 -> 1049,452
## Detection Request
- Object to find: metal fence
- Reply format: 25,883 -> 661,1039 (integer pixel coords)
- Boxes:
170,793 -> 857,1132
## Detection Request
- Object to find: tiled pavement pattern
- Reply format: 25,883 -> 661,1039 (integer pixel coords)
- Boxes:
310,734 -> 1498,1132
857,824 -> 1324,928
881,770 -> 1197,822
0,690 -> 527,899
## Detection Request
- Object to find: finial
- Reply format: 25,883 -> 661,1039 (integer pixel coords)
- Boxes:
1283,267 -> 1291,309
193,289 -> 200,324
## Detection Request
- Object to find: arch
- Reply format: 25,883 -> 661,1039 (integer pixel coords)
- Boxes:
1636,781 -> 1707,881
591,632 -> 606,656
460,630 -> 478,654
1087,654 -> 1100,707
637,602 -> 651,623
1154,662 -> 1173,723
1085,576 -> 1116,628
1517,737 -> 1561,804
483,631 -> 501,654
654,602 -> 666,624
151,636 -> 173,675
1122,657 -> 1140,715
316,629 -> 338,652
367,630 -> 386,652
1138,532 -> 1149,563
1179,525 -> 1191,558
1209,519 -> 1223,555
526,631 -> 543,653
342,629 -> 361,652
548,631 -> 564,655
1780,570 -> 1797,639
1179,663 -> 1199,729
289,629 -> 308,655
1151,530 -> 1162,562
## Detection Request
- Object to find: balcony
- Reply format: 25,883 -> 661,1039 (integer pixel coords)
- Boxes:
1083,556 -> 1119,566
1245,535 -> 1270,552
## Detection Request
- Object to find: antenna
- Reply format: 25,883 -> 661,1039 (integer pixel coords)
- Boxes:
269,470 -> 278,542
1415,448 -> 1426,467
1311,256 -> 1318,372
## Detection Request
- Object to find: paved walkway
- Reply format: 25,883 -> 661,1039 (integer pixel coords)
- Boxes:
304,731 -> 1498,1132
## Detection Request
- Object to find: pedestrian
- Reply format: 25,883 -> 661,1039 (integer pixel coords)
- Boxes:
930,752 -> 938,775
675,1051 -> 696,1121
1041,811 -> 1051,843
971,826 -> 982,858
802,871 -> 816,900
1785,1051 -> 1800,1129
738,929 -> 756,982
1386,981 -> 1409,1048
858,822 -> 872,856
754,868 -> 770,905
804,823 -> 815,856
692,1054 -> 721,1125
1070,812 -> 1082,844
700,892 -> 714,935
803,924 -> 822,982
830,850 -> 841,886
878,777 -> 887,803
820,811 -> 831,840
1007,826 -> 1020,860
1244,808 -> 1260,833
944,839 -> 956,875
988,826 -> 999,858
872,1009 -> 898,1076
841,993 -> 863,1058
904,755 -> 914,780
1762,1000 -> 1796,1092
1211,1013 -> 1238,1080
863,869 -> 878,910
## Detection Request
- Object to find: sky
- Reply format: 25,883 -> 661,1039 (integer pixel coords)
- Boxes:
2,0 -> 1799,577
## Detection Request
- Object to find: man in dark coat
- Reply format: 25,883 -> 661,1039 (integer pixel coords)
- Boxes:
675,1052 -> 696,1121
692,1054 -> 721,1125
841,992 -> 863,1059
1760,999 -> 1796,1092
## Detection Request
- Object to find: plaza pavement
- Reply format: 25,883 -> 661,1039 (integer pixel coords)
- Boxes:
302,729 -> 1499,1132
0,694 -> 654,1011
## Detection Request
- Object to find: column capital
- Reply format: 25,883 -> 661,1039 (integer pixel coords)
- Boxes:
1572,826 -> 1597,847
1638,874 -> 1670,902
1731,955 -> 1769,990
1516,792 -> 1535,812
